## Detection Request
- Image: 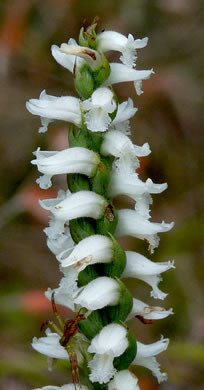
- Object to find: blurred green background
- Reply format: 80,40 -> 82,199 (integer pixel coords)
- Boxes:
0,0 -> 204,389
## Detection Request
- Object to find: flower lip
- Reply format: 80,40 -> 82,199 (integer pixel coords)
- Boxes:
82,87 -> 117,132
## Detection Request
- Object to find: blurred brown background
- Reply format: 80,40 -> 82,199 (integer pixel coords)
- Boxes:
0,0 -> 204,389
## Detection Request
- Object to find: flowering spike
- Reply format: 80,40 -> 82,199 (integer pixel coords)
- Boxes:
26,23 -> 174,390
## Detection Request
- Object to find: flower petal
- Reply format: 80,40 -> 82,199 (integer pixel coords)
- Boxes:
32,331 -> 68,360
115,209 -> 174,252
103,63 -> 153,88
88,323 -> 128,356
58,234 -> 113,270
73,277 -> 120,310
108,370 -> 140,390
88,353 -> 116,384
127,298 -> 173,320
32,147 -> 99,188
133,338 -> 169,383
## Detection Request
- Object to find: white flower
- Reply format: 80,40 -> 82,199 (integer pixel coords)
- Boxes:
45,266 -> 78,311
73,277 -> 120,310
115,209 -> 174,252
133,338 -> 169,383
82,87 -> 116,132
40,190 -> 107,227
58,234 -> 113,271
103,63 -> 153,94
121,251 -> 175,300
26,90 -> 81,133
32,329 -> 69,360
127,297 -> 173,321
34,384 -> 88,390
109,171 -> 167,219
97,30 -> 148,68
60,43 -> 104,71
108,369 -> 140,390
32,147 -> 99,189
109,172 -> 167,199
101,129 -> 150,172
52,38 -> 102,73
51,38 -> 80,73
88,323 -> 128,384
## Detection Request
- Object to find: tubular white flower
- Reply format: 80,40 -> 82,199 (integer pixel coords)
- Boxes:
132,338 -> 169,383
101,129 -> 150,172
108,370 -> 140,390
60,43 -> 103,71
40,190 -> 107,222
109,172 -> 167,199
26,90 -> 81,133
45,266 -> 78,310
97,30 -> 148,68
58,234 -> 113,270
34,385 -> 89,390
32,330 -> 69,360
32,147 -> 99,189
115,209 -> 174,252
127,298 -> 173,321
73,277 -> 120,310
103,63 -> 153,93
121,251 -> 175,300
109,172 -> 167,218
88,323 -> 128,384
82,87 -> 116,132
51,38 -> 81,73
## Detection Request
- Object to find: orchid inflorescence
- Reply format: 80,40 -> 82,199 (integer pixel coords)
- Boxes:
27,19 -> 174,390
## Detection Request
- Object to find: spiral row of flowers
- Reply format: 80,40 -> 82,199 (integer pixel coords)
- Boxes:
27,20 -> 174,390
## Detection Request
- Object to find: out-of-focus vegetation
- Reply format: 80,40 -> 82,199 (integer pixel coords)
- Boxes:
0,1 -> 204,389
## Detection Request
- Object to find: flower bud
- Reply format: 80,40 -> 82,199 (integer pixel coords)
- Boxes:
69,217 -> 96,243
74,63 -> 94,99
78,21 -> 98,49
